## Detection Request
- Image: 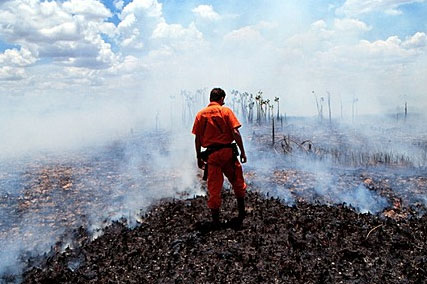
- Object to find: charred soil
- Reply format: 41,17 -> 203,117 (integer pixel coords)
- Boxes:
23,191 -> 426,284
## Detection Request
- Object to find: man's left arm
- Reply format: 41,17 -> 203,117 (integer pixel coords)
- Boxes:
224,107 -> 247,163
232,128 -> 247,163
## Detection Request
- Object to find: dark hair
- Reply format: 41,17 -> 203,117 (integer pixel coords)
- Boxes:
210,88 -> 226,102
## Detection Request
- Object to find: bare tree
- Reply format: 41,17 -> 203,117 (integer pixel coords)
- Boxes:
274,97 -> 280,119
352,95 -> 358,123
319,96 -> 324,122
255,92 -> 262,125
313,91 -> 320,119
405,101 -> 408,121
327,91 -> 332,124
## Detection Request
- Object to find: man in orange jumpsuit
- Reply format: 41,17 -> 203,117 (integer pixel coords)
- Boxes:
192,88 -> 247,227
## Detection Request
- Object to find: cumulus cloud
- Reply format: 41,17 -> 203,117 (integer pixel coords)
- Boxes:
0,47 -> 35,81
0,0 -> 117,69
333,18 -> 372,32
337,0 -> 426,16
402,32 -> 427,49
0,66 -> 26,81
223,20 -> 279,44
0,0 -> 426,116
285,20 -> 334,53
355,33 -> 427,60
192,4 -> 220,21
116,0 -> 165,50
316,33 -> 424,74
152,22 -> 204,50
0,0 -> 208,94
117,0 -> 205,54
274,16 -> 427,114
62,0 -> 112,19
286,19 -> 425,71
0,47 -> 36,67
224,26 -> 263,42
114,0 -> 124,10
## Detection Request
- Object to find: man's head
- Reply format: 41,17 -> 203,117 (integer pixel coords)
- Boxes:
210,88 -> 226,104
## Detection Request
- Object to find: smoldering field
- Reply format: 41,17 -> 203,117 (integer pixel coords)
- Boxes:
0,91 -> 426,282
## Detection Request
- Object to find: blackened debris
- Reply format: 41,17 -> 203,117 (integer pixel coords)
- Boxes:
23,191 -> 426,284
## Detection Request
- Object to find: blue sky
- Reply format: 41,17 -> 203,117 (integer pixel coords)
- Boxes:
1,1 -> 426,50
0,0 -> 426,116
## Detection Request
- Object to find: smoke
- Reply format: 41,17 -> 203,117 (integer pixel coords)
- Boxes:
0,209 -> 67,283
294,151 -> 389,213
0,93 -> 148,160
92,129 -> 204,229
340,183 -> 389,214
0,241 -> 23,282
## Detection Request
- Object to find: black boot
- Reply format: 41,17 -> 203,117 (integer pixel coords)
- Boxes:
237,197 -> 246,221
211,208 -> 221,229
228,197 -> 245,229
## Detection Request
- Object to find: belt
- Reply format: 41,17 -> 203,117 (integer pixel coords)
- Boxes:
201,143 -> 239,181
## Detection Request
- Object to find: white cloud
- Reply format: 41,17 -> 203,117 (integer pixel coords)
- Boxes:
0,66 -> 26,81
276,17 -> 427,114
62,0 -> 112,19
311,19 -> 327,30
0,0 -> 426,117
285,20 -> 334,53
286,19 -> 426,71
0,0 -> 207,91
0,0 -> 117,69
114,0 -> 124,10
223,20 -> 280,43
224,26 -> 263,42
152,22 -> 203,49
109,55 -> 140,73
117,0 -> 164,50
117,0 -> 205,54
0,47 -> 36,67
322,34 -> 421,71
334,18 -> 372,32
402,32 -> 427,49
337,0 -> 426,16
0,46 -> 35,81
356,34 -> 425,60
192,4 -> 220,21
384,8 -> 403,15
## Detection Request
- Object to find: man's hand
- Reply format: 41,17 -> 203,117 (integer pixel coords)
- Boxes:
232,128 -> 247,164
240,152 -> 247,163
197,158 -> 206,169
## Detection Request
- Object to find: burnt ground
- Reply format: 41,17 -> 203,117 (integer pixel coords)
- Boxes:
1,126 -> 426,283
23,190 -> 426,284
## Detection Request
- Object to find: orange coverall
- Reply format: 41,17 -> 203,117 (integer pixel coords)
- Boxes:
192,102 -> 247,209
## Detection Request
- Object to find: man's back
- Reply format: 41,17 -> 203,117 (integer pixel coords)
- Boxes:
192,102 -> 241,148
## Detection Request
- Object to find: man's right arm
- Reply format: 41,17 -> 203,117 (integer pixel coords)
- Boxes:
195,135 -> 205,169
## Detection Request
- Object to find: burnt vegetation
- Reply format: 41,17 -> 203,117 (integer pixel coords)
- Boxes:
23,192 -> 426,283
1,89 -> 426,283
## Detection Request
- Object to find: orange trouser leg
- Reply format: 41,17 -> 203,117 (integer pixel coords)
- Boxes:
207,163 -> 224,209
223,159 -> 247,198
206,148 -> 246,209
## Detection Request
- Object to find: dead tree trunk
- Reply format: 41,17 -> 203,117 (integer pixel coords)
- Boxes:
327,91 -> 332,124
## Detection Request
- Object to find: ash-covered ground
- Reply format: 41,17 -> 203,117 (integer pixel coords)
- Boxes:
1,118 -> 427,283
23,191 -> 426,283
